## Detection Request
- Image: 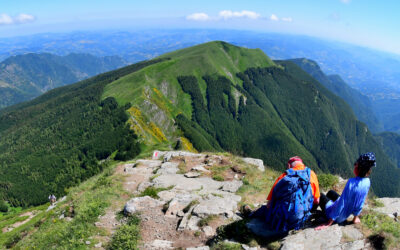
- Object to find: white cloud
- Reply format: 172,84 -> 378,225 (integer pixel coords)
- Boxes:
15,14 -> 36,24
281,17 -> 293,22
218,10 -> 260,20
340,0 -> 351,3
0,14 -> 13,25
186,12 -> 210,21
0,13 -> 36,25
270,14 -> 279,21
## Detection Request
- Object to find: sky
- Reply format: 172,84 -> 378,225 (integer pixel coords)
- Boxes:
1,0 -> 400,55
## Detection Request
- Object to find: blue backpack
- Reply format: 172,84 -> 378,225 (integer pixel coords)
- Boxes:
265,167 -> 314,231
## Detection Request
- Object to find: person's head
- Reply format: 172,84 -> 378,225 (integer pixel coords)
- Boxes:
287,156 -> 303,169
354,152 -> 376,177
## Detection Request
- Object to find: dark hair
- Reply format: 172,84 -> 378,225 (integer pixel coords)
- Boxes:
357,165 -> 372,178
356,152 -> 376,178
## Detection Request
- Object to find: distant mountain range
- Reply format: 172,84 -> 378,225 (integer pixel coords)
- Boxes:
1,42 -> 399,206
0,53 -> 126,109
1,30 -> 400,132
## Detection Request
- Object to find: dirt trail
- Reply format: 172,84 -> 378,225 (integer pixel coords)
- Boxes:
2,211 -> 36,233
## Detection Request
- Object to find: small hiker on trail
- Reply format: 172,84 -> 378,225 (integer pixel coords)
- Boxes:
48,194 -> 56,205
315,152 -> 375,230
242,156 -> 320,232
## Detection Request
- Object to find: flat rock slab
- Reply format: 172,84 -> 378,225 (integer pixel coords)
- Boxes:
124,196 -> 163,215
147,239 -> 174,249
372,198 -> 400,217
192,194 -> 241,218
242,157 -> 265,172
136,159 -> 162,169
191,164 -> 211,173
221,180 -> 242,193
186,247 -> 210,250
153,174 -> 224,192
185,172 -> 202,178
157,162 -> 179,175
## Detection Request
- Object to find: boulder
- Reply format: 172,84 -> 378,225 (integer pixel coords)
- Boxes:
242,157 -> 265,172
124,196 -> 163,215
135,159 -> 162,169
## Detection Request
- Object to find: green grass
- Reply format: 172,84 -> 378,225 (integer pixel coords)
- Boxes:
109,214 -> 140,250
13,162 -> 127,249
211,241 -> 242,250
198,215 -> 218,227
139,186 -> 174,199
102,41 -> 276,147
362,211 -> 400,249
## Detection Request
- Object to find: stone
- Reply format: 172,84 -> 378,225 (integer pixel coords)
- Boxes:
135,159 -> 162,169
153,174 -> 224,192
178,207 -> 195,231
59,214 -> 65,219
137,181 -> 153,192
186,247 -> 210,250
124,196 -> 163,215
372,198 -> 400,217
157,162 -> 179,175
202,226 -> 214,237
242,157 -> 265,172
165,193 -> 200,217
192,164 -> 211,173
281,225 -> 343,249
221,180 -> 242,193
94,242 -> 102,248
341,226 -> 363,241
185,172 -> 202,178
192,194 -> 241,218
341,240 -> 365,250
242,244 -> 257,250
177,210 -> 185,217
85,240 -> 91,245
150,239 -> 173,249
187,216 -> 201,231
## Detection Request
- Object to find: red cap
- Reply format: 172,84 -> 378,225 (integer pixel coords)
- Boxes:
288,156 -> 303,166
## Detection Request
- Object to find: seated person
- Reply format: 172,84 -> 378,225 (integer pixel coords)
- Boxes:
243,156 -> 320,231
316,152 -> 375,230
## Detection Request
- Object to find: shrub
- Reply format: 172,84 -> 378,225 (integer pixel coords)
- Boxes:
0,200 -> 8,212
109,215 -> 140,250
318,174 -> 339,190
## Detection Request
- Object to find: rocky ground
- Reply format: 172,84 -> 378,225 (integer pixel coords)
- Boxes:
103,151 -> 400,250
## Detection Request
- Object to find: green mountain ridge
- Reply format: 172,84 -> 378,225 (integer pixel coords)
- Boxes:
0,53 -> 127,109
0,41 -> 399,207
290,58 -> 383,132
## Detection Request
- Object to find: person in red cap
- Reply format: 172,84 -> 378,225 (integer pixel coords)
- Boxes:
266,156 -> 320,208
242,156 -> 320,231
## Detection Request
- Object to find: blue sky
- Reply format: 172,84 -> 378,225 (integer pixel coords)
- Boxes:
1,0 -> 400,54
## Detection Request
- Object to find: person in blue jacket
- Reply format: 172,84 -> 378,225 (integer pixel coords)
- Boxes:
316,152 -> 376,230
